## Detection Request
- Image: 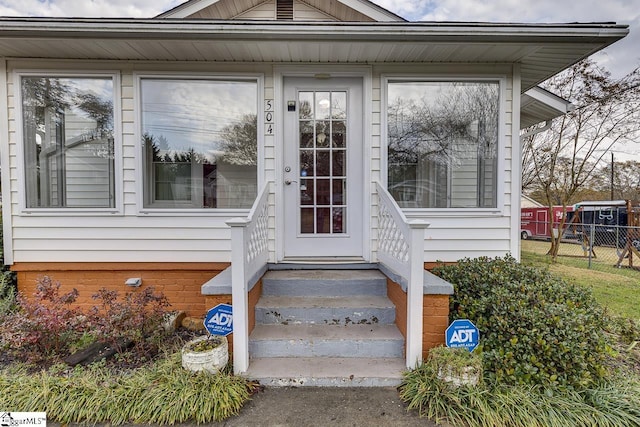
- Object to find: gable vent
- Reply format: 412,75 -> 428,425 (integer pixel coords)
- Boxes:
276,0 -> 294,20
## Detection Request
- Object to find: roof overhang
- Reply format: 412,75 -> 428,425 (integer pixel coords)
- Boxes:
0,19 -> 628,92
520,86 -> 573,128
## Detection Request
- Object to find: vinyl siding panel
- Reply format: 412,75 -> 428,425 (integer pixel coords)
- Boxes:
294,2 -> 337,21
6,60 -> 270,263
235,0 -> 337,21
5,60 -> 517,265
236,0 -> 276,20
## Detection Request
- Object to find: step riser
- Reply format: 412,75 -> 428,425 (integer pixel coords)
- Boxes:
253,376 -> 403,387
249,338 -> 404,358
262,270 -> 388,297
244,357 -> 406,388
255,307 -> 395,325
262,280 -> 387,297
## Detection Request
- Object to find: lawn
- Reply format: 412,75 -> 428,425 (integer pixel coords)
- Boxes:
521,239 -> 640,320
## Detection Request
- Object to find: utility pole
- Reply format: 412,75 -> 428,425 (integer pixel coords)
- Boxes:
610,152 -> 614,200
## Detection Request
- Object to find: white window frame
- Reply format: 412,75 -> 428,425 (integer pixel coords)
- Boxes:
15,70 -> 123,215
134,72 -> 264,216
381,74 -> 507,216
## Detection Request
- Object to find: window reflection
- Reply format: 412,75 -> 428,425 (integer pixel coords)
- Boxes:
141,79 -> 258,209
21,76 -> 115,208
387,81 -> 499,208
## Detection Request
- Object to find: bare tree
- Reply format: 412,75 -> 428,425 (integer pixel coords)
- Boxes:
522,59 -> 640,258
588,159 -> 640,201
219,114 -> 257,166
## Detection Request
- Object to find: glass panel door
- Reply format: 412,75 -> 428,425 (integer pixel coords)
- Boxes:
282,77 -> 364,260
298,90 -> 347,234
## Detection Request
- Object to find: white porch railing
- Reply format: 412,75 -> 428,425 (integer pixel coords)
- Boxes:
375,181 -> 430,368
226,181 -> 270,374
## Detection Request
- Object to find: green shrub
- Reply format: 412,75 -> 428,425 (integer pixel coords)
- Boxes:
0,272 -> 17,317
433,255 -> 609,389
0,211 -> 17,316
608,316 -> 640,344
0,353 -> 253,424
399,365 -> 640,427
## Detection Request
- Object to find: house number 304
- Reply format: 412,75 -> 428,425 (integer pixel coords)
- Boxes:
265,99 -> 274,135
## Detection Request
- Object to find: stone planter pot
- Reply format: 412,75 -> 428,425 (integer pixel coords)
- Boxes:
429,346 -> 482,388
181,335 -> 228,373
437,365 -> 481,387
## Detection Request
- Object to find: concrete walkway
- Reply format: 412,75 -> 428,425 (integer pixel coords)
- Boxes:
221,386 -> 436,426
50,387 -> 437,427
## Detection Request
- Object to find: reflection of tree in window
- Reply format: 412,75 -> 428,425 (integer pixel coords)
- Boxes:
21,77 -> 115,208
219,114 -> 257,166
143,114 -> 257,209
387,82 -> 498,208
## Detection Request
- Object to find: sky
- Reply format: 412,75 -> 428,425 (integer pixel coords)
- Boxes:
0,0 -> 636,78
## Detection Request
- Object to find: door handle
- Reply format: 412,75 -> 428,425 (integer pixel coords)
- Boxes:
285,179 -> 298,185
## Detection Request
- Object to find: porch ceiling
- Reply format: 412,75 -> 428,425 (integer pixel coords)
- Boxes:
0,19 -> 628,92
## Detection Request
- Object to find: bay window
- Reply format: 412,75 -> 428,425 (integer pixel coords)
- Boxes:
387,80 -> 499,209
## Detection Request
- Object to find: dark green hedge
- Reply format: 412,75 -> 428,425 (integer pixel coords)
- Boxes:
433,255 -> 609,389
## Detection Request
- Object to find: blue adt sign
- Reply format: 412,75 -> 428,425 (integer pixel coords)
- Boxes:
204,303 -> 233,336
445,319 -> 479,352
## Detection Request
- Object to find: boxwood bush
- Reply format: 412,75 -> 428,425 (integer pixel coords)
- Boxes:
433,255 -> 609,389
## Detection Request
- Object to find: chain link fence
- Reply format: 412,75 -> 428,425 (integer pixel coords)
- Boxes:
521,220 -> 640,271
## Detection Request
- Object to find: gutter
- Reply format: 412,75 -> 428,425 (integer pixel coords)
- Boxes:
0,18 -> 629,42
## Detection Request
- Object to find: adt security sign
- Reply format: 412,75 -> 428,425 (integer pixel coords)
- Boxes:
445,319 -> 479,352
204,303 -> 233,336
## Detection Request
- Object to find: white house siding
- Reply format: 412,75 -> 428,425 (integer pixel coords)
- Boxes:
293,2 -> 338,21
5,60 -> 517,265
64,138 -> 113,207
185,0 -> 373,21
235,0 -> 276,20
6,60 -> 272,264
372,64 -> 515,263
234,0 -> 336,21
61,111 -> 113,208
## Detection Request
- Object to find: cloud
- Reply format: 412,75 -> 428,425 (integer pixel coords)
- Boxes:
0,0 -> 182,17
370,0 -> 430,18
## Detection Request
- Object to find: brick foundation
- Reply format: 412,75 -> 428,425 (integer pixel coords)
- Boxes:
203,279 -> 263,355
422,295 -> 450,356
387,278 -> 408,338
386,277 -> 451,360
12,262 -> 229,317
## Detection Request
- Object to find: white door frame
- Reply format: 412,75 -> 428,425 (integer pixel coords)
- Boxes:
274,66 -> 372,262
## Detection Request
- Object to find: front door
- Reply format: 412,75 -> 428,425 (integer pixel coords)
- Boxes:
282,77 -> 364,259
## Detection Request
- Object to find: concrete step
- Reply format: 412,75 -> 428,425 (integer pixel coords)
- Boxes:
255,295 -> 396,325
262,270 -> 387,297
249,324 -> 404,358
245,357 -> 406,387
